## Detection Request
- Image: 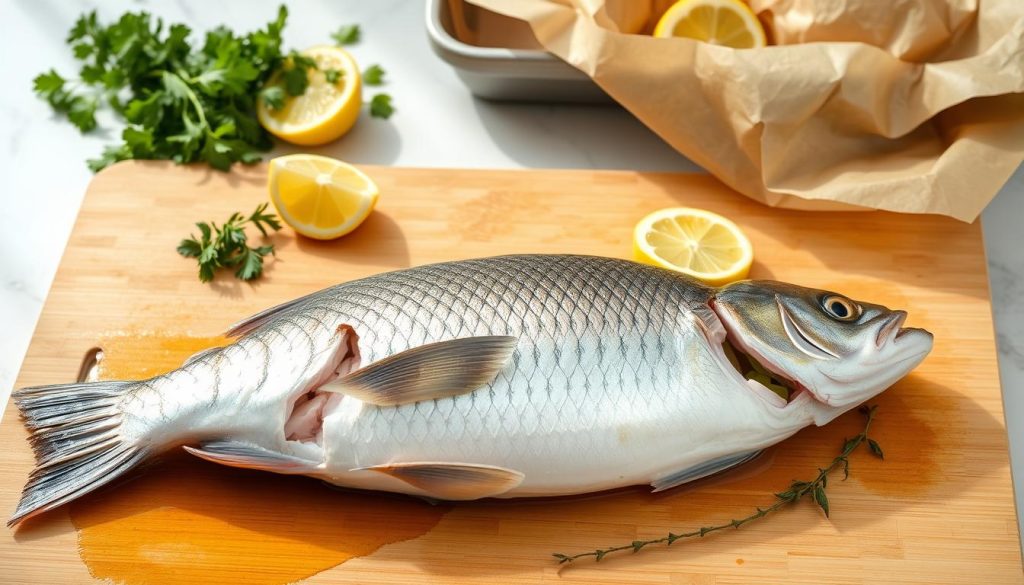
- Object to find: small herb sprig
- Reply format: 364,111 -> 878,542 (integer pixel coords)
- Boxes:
331,24 -> 395,119
552,405 -> 883,565
177,203 -> 282,283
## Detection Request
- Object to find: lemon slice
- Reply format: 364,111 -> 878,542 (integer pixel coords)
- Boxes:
268,154 -> 379,240
633,207 -> 753,286
257,46 -> 362,146
653,0 -> 767,48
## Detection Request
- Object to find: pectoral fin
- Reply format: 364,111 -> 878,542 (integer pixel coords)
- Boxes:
184,441 -> 318,475
321,336 -> 517,406
355,462 -> 524,500
651,450 -> 761,493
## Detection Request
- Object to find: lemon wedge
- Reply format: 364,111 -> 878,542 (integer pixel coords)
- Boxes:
268,154 -> 379,240
257,46 -> 362,146
633,207 -> 753,286
653,0 -> 767,49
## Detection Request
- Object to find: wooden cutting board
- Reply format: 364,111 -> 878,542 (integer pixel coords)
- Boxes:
1,161 -> 1019,584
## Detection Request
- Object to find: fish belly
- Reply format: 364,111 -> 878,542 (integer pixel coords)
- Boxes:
322,323 -> 795,496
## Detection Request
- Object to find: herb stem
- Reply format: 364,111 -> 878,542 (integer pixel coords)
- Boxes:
552,405 -> 882,565
170,70 -> 209,131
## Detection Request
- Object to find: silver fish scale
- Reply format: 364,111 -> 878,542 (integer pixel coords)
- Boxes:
255,255 -> 714,477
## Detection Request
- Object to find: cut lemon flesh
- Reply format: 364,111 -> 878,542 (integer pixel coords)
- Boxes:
633,207 -> 753,286
268,154 -> 378,240
257,46 -> 362,146
653,0 -> 767,49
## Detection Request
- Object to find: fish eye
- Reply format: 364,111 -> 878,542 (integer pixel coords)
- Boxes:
821,295 -> 860,321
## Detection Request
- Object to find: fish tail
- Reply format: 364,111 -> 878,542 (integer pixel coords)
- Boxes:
8,380 -> 149,527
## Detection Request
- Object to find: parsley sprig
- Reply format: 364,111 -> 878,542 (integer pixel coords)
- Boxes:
177,203 -> 282,282
34,6 -> 305,171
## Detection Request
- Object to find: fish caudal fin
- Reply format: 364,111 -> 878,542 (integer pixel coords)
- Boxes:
8,380 -> 148,527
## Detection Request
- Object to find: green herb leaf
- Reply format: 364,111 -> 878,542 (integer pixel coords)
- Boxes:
282,51 -> 318,96
867,439 -> 884,459
176,238 -> 203,258
324,69 -> 343,84
66,97 -> 99,132
234,248 -> 265,281
813,486 -> 830,517
282,68 -> 307,96
843,437 -> 860,454
33,69 -> 66,95
331,24 -> 361,45
362,64 -> 385,85
260,86 -> 286,110
34,69 -> 99,133
248,202 -> 282,236
369,93 -> 394,119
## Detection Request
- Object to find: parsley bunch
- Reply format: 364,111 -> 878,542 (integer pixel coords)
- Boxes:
177,203 -> 282,282
34,6 -> 311,171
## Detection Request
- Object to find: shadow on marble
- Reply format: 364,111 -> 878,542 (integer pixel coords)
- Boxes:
274,117 -> 403,166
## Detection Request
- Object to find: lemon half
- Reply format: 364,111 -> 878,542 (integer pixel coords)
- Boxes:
268,154 -> 378,240
653,0 -> 767,49
257,46 -> 362,146
633,207 -> 753,286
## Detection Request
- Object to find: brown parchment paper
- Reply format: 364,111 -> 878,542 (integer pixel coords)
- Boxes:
464,0 -> 1024,220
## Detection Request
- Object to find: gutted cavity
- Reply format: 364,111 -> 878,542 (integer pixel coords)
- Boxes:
720,338 -> 800,406
284,325 -> 361,445
709,299 -> 801,407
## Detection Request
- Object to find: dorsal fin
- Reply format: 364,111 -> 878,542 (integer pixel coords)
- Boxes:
183,346 -> 221,367
225,290 -> 324,337
321,336 -> 517,406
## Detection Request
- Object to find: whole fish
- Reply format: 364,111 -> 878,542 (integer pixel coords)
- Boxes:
9,255 -> 933,526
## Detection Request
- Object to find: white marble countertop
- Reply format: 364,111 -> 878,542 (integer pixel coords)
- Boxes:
1,0 -> 1022,535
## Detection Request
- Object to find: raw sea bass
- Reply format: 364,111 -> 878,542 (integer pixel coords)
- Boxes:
9,255 -> 933,526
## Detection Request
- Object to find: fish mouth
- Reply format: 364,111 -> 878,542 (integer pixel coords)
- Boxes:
877,310 -> 934,358
875,311 -> 909,348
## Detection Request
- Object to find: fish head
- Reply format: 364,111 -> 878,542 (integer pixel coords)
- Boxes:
712,281 -> 933,423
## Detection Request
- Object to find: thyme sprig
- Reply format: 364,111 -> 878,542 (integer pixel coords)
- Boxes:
552,404 -> 883,565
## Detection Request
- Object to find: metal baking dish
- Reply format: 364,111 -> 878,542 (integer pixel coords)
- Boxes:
425,0 -> 608,102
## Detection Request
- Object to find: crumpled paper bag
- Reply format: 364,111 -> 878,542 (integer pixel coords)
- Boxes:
464,0 -> 1024,221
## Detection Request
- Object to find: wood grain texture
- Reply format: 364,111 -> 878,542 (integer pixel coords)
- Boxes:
0,161 -> 1019,584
